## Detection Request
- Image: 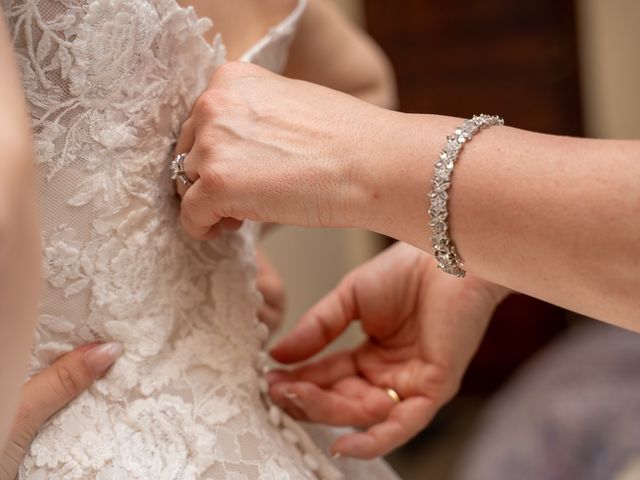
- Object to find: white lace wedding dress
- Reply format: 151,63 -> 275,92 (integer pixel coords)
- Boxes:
2,0 -> 399,478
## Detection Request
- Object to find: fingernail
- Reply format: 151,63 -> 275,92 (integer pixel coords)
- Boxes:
266,371 -> 284,385
332,452 -> 342,460
285,390 -> 305,410
84,342 -> 123,375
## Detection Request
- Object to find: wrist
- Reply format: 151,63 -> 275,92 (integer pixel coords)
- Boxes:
333,104 -> 395,230
483,280 -> 512,305
350,112 -> 461,249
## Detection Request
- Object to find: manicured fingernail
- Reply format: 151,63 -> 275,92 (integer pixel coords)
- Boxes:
285,390 -> 305,410
84,342 -> 123,375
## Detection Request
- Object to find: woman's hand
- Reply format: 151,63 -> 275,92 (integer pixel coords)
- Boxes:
1,342 -> 121,479
267,242 -> 509,459
174,62 -> 395,240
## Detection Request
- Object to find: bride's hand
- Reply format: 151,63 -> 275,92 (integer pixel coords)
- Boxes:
1,342 -> 121,479
174,62 -> 392,240
267,242 -> 508,459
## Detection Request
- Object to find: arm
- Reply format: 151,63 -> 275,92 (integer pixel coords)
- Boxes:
362,113 -> 640,330
175,65 -> 640,330
284,0 -> 397,108
0,9 -> 41,450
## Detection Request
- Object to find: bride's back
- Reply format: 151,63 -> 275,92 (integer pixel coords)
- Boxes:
2,0 -> 345,478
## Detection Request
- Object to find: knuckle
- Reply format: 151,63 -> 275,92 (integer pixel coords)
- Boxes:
199,162 -> 227,193
339,270 -> 358,291
180,194 -> 200,228
215,60 -> 252,80
311,314 -> 335,346
214,61 -> 238,79
194,137 -> 218,163
193,90 -> 220,120
52,364 -> 82,399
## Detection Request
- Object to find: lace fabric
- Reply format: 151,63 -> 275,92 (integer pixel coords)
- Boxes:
2,0 -> 398,478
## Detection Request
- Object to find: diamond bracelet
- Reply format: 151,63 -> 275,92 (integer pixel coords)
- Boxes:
429,114 -> 504,278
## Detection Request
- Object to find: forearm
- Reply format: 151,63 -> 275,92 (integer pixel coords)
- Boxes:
457,128 -> 639,328
0,10 -> 41,449
357,111 -> 640,328
178,63 -> 637,328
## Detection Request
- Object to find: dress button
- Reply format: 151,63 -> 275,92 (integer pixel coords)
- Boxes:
256,322 -> 270,343
281,428 -> 299,444
259,378 -> 269,394
303,453 -> 320,472
268,405 -> 282,426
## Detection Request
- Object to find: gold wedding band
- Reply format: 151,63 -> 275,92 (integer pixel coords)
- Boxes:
385,388 -> 401,403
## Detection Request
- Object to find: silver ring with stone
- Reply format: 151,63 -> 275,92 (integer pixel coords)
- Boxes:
170,153 -> 193,187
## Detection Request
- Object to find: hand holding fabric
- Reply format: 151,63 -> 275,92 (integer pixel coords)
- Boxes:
1,343 -> 121,480
174,62 -> 391,240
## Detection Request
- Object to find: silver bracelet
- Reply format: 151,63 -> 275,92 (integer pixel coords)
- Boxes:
429,114 -> 504,277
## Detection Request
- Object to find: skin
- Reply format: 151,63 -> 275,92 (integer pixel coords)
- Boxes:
175,62 -> 640,330
267,242 -> 508,458
0,0 -> 396,457
1,343 -> 121,480
0,10 -> 41,450
182,0 -> 299,56
174,63 -> 639,457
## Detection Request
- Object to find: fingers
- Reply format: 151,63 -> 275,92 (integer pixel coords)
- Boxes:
174,118 -> 197,198
268,350 -> 358,388
179,179 -> 225,240
220,218 -> 244,231
175,149 -> 242,237
267,352 -> 397,429
2,343 -> 122,479
258,304 -> 283,333
270,377 -> 397,428
15,342 -> 122,432
175,117 -> 196,160
270,275 -> 358,364
256,250 -> 286,328
331,396 -> 437,459
175,149 -> 199,198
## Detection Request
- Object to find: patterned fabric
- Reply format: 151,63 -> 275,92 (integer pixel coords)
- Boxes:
2,0 -> 398,478
456,322 -> 640,480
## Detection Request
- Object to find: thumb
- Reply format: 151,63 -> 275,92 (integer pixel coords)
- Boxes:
270,274 -> 359,364
2,342 -> 122,477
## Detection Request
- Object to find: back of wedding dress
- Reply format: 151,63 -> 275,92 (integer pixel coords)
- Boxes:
2,0 -> 399,478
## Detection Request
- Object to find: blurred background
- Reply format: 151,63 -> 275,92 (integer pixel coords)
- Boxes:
264,0 -> 640,478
